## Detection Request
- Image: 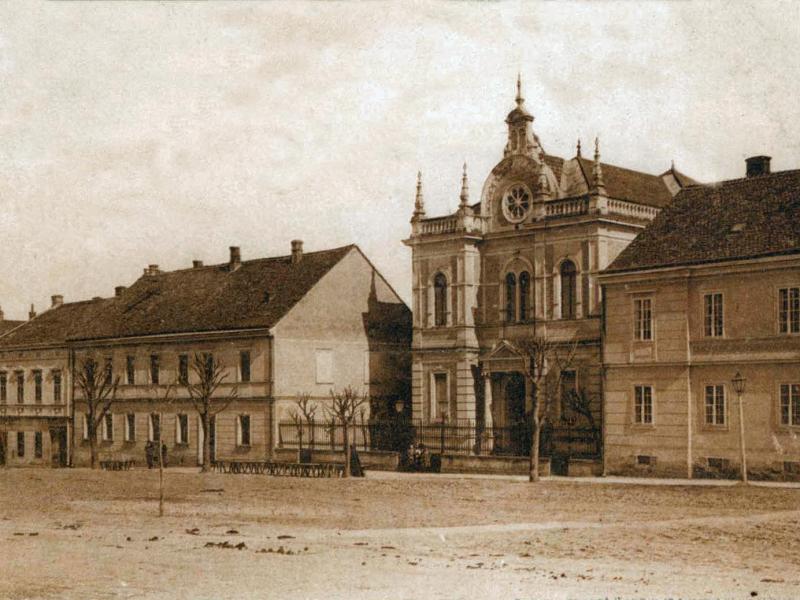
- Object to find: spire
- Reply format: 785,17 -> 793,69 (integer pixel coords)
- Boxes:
591,136 -> 606,196
459,162 -> 469,207
412,171 -> 425,220
515,72 -> 523,106
576,138 -> 582,158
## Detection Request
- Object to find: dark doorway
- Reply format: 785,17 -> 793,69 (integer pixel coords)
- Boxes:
50,426 -> 68,468
0,431 -> 6,466
496,373 -> 529,456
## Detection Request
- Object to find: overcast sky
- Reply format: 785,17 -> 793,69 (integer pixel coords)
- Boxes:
1,1 -> 799,319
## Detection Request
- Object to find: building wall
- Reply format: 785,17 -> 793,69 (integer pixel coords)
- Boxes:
0,345 -> 70,467
272,247 -> 411,424
71,335 -> 272,466
603,258 -> 800,478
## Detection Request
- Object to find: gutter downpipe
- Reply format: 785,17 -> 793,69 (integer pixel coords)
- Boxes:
267,330 -> 276,460
686,276 -> 693,479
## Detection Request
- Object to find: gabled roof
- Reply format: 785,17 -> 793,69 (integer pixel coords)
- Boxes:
73,245 -> 356,340
606,169 -> 800,273
577,157 -> 679,208
0,298 -> 113,348
0,320 -> 24,336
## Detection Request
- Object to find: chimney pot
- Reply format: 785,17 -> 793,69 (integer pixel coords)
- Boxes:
229,246 -> 241,271
0,306 -> 4,321
114,286 -> 126,297
291,239 -> 304,264
28,304 -> 36,320
745,155 -> 771,177
192,260 -> 204,269
144,264 -> 160,276
51,295 -> 63,308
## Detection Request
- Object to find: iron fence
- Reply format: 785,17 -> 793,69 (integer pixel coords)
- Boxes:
278,418 -> 600,459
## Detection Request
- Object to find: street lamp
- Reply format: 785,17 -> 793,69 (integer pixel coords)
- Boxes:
731,371 -> 747,484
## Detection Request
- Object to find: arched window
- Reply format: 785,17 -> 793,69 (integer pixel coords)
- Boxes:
505,273 -> 517,322
560,260 -> 577,320
519,271 -> 530,321
433,273 -> 448,327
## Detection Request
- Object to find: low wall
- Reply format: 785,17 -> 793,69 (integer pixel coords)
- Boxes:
440,454 -> 550,476
273,448 -> 400,471
567,458 -> 603,477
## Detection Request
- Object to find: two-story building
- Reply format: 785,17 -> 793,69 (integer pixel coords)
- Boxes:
404,78 -> 696,461
601,157 -> 800,479
0,241 -> 410,467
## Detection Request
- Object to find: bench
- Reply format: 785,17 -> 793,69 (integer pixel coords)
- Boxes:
100,459 -> 136,471
212,461 -> 345,478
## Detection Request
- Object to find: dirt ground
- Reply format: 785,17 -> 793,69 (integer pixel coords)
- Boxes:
0,469 -> 798,599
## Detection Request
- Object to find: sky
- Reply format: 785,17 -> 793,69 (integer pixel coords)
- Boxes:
1,1 -> 799,319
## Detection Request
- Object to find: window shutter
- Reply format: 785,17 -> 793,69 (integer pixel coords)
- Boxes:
148,414 -> 154,442
236,416 -> 242,446
175,414 -> 180,443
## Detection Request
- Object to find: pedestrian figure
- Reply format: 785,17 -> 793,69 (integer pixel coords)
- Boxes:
145,440 -> 154,469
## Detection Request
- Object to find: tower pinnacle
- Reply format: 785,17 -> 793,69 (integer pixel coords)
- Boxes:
459,162 -> 469,207
591,137 -> 607,196
412,171 -> 425,220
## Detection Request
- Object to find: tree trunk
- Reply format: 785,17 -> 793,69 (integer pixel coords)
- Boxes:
343,419 -> 351,478
201,411 -> 212,473
529,414 -> 541,483
89,431 -> 97,469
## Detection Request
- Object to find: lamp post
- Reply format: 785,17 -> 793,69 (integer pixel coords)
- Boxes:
731,371 -> 747,484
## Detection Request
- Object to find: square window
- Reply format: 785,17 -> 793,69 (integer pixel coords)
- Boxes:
237,414 -> 251,447
53,370 -> 62,403
178,354 -> 189,385
16,371 -> 24,403
0,372 -> 6,403
33,370 -> 42,404
34,432 -> 42,458
780,383 -> 800,426
125,413 -> 136,442
634,385 -> 653,424
779,287 -> 800,334
103,413 -> 114,442
150,355 -> 160,385
126,356 -> 136,385
176,413 -> 189,445
704,293 -> 724,337
704,385 -> 726,425
634,298 -> 653,341
149,413 -> 161,442
16,431 -> 24,457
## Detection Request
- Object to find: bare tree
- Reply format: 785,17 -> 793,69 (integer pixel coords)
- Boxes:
150,383 -> 176,517
563,388 -> 601,456
326,386 -> 368,478
516,336 -> 578,482
289,392 -> 317,452
181,353 -> 237,472
74,353 -> 120,469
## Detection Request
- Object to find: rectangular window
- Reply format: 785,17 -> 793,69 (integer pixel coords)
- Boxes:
704,385 -> 726,425
17,431 -> 24,457
237,414 -> 251,447
34,432 -> 42,458
104,357 -> 113,386
780,383 -> 800,426
178,354 -> 189,385
634,298 -> 653,341
434,373 -> 448,422
176,413 -> 189,445
704,293 -> 724,337
148,413 -> 161,442
634,385 -> 653,424
53,370 -> 62,403
126,355 -> 135,385
239,351 -> 251,383
33,370 -> 42,404
150,354 -> 160,385
103,413 -> 114,442
82,414 -> 89,441
0,372 -> 6,403
779,287 -> 800,333
15,371 -> 24,403
315,349 -> 333,384
125,413 -> 136,442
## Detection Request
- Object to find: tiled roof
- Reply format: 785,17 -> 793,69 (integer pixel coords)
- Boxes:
0,320 -> 23,336
577,158 -> 676,208
543,154 -> 565,181
72,245 -> 355,340
0,298 -> 113,348
606,169 -> 800,272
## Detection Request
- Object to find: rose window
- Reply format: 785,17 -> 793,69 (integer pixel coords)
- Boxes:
502,185 -> 531,223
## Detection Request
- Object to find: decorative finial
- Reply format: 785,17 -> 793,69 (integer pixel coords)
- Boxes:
413,171 -> 425,219
591,136 -> 606,196
460,162 -> 469,207
515,72 -> 523,106
576,138 -> 582,158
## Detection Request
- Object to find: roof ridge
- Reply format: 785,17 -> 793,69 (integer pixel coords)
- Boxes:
578,156 -> 662,180
689,168 -> 800,190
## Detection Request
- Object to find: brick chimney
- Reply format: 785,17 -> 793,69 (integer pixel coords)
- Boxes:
114,286 -> 126,297
51,295 -> 63,308
143,264 -> 161,276
229,246 -> 241,271
745,155 -> 771,177
291,239 -> 303,264
192,260 -> 204,269
28,304 -> 36,320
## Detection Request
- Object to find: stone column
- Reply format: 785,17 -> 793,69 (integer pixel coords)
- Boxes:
482,374 -> 494,454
